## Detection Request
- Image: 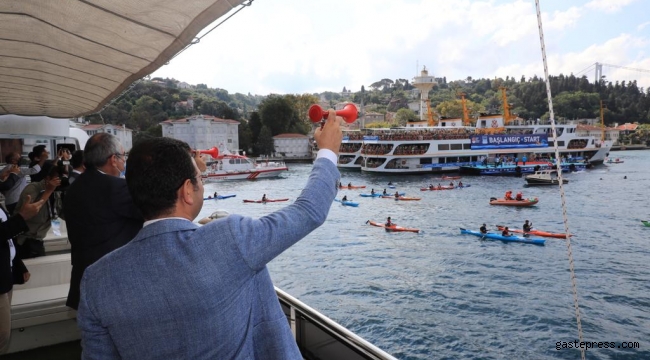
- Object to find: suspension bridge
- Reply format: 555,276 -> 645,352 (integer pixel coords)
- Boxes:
574,62 -> 650,89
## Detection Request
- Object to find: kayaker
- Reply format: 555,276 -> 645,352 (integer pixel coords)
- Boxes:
394,191 -> 400,199
449,182 -> 454,187
429,183 -> 434,189
385,217 -> 394,227
523,220 -> 532,233
515,191 -> 523,201
382,189 -> 387,195
214,192 -> 217,198
387,181 -> 393,186
371,188 -> 375,195
347,182 -> 352,188
480,224 -> 487,234
505,190 -> 513,200
342,195 -> 348,202
437,183 -> 442,190
502,226 -> 511,237
458,181 -> 463,187
261,194 -> 267,202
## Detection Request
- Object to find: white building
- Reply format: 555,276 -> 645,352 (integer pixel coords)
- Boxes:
576,124 -> 619,143
160,115 -> 239,153
82,124 -> 134,151
273,133 -> 310,158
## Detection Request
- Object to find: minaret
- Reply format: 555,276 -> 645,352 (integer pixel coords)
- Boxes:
412,66 -> 437,121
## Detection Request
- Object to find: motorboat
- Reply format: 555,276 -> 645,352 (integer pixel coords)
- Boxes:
203,148 -> 288,182
524,170 -> 569,186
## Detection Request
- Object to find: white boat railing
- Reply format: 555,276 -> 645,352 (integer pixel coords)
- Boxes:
276,287 -> 397,360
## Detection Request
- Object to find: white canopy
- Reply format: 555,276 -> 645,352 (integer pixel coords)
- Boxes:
0,0 -> 247,118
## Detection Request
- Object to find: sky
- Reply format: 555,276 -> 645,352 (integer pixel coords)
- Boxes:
151,0 -> 650,95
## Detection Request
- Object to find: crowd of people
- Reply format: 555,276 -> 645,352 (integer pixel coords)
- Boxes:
0,109 -> 344,357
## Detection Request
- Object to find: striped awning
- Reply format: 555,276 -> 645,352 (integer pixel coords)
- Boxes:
0,0 -> 246,118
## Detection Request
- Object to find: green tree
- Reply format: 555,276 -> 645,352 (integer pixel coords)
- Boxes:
258,95 -> 296,135
256,126 -> 275,155
395,108 -> 419,125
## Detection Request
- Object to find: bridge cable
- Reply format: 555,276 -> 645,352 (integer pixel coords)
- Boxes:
534,2 -> 586,360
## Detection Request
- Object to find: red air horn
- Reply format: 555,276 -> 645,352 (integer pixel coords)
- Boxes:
199,147 -> 219,158
308,103 -> 358,128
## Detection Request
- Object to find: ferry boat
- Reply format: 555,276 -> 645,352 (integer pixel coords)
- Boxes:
202,146 -> 288,182
337,68 -> 612,175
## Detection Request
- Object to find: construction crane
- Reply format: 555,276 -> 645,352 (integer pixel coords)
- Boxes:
459,92 -> 471,126
426,101 -> 437,127
499,86 -> 516,125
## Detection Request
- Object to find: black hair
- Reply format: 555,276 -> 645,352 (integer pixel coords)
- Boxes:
125,137 -> 196,220
71,150 -> 84,169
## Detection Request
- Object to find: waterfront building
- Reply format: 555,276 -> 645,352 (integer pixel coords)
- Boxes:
160,115 -> 239,153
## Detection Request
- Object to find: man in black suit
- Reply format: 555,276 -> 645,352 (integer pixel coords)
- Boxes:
68,150 -> 85,185
63,133 -> 144,310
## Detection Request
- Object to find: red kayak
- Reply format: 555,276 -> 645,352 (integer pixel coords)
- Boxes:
367,220 -> 420,233
421,186 -> 454,191
495,225 -> 571,239
243,198 -> 289,203
339,185 -> 366,189
395,196 -> 421,201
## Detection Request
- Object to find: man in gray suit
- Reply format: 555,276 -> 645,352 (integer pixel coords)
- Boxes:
77,110 -> 342,359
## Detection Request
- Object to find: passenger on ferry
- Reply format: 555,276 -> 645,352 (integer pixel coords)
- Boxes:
27,145 -> 52,184
76,109 -> 342,359
385,217 -> 394,227
63,133 -> 145,310
1,152 -> 44,214
0,194 -> 48,354
0,166 -> 20,191
504,190 -> 513,200
515,192 -> 523,201
262,194 -> 267,202
523,220 -> 532,233
14,165 -> 61,259
502,226 -> 511,236
480,223 -> 487,234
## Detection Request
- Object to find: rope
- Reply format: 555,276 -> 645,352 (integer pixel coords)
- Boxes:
534,2 -> 585,359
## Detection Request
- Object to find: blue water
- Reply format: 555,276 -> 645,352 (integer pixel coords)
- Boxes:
199,151 -> 650,360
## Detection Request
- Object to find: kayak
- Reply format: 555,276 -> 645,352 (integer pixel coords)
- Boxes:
334,199 -> 359,207
395,196 -> 421,201
203,194 -> 236,200
339,185 -> 366,189
421,186 -> 455,191
360,193 -> 383,197
643,220 -> 650,227
243,198 -> 289,203
460,228 -> 545,245
380,192 -> 405,198
442,175 -> 461,180
489,197 -> 539,206
388,185 -> 396,189
456,184 -> 471,188
367,220 -> 420,233
495,225 -> 571,239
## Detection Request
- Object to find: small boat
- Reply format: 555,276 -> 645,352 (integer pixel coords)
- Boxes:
489,197 -> 539,206
367,220 -> 420,233
243,198 -> 289,203
395,196 -> 421,201
420,186 -> 454,191
524,170 -> 568,186
334,199 -> 359,207
380,192 -> 405,198
360,193 -> 383,197
495,225 -> 571,239
643,220 -> 650,227
460,228 -> 545,245
606,158 -> 624,164
442,175 -> 461,180
203,194 -> 236,200
339,185 -> 367,189
202,148 -> 288,182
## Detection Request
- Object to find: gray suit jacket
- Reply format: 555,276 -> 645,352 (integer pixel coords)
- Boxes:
77,158 -> 339,359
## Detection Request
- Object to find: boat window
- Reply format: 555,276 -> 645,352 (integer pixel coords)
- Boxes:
548,141 -> 554,147
463,143 -> 472,149
458,156 -> 470,162
419,158 -> 433,164
557,141 -> 565,147
438,144 -> 450,151
229,159 -> 235,164
450,144 -> 463,150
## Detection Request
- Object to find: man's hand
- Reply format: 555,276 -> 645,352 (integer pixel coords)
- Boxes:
16,195 -> 47,220
314,109 -> 343,156
46,177 -> 61,192
23,272 -> 30,283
